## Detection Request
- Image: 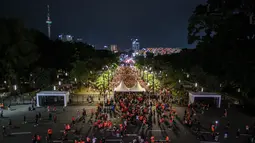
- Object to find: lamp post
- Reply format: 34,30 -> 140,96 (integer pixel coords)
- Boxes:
102,65 -> 109,113
107,71 -> 110,99
152,72 -> 155,95
13,85 -> 17,91
103,74 -> 106,113
147,71 -> 149,83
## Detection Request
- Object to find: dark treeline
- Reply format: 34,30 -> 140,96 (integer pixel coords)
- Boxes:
137,0 -> 255,101
0,18 -> 118,93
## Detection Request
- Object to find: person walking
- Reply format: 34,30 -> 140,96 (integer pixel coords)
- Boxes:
47,128 -> 53,140
23,115 -> 27,124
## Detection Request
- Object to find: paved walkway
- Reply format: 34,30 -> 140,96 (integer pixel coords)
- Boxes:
174,105 -> 254,143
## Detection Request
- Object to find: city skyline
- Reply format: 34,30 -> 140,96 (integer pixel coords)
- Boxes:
1,0 -> 205,49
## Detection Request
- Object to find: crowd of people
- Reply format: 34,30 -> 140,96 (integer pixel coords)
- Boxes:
114,92 -> 180,143
2,90 -> 255,143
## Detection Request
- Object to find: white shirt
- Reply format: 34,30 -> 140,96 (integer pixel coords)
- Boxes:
92,138 -> 97,143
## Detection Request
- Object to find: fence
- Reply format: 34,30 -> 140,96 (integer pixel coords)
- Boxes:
70,94 -> 101,103
1,94 -> 32,105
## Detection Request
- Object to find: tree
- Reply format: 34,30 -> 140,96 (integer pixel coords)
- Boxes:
30,68 -> 56,89
187,0 -> 255,98
0,18 -> 39,92
70,61 -> 89,83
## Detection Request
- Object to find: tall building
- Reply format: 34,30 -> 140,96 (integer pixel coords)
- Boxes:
46,5 -> 52,38
76,38 -> 83,42
58,34 -> 73,42
110,45 -> 118,53
131,39 -> 140,51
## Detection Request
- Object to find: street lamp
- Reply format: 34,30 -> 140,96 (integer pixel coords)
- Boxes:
237,88 -> 241,93
13,85 -> 17,91
195,83 -> 198,87
53,86 -> 56,90
58,81 -> 62,86
152,72 -> 155,95
102,74 -> 106,113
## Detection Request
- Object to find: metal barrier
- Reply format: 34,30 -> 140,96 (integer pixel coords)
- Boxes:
70,94 -> 101,103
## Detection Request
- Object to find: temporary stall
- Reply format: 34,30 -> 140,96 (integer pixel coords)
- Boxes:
114,81 -> 130,92
188,92 -> 221,108
129,81 -> 146,92
36,91 -> 69,107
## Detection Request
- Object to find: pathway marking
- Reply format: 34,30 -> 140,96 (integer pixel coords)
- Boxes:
105,139 -> 123,142
11,132 -> 31,135
149,129 -> 165,132
240,133 -> 252,136
60,130 -> 75,132
200,141 -> 220,143
53,140 -> 73,142
126,134 -> 138,136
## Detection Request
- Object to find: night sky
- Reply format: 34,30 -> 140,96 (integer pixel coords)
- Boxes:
1,0 -> 205,50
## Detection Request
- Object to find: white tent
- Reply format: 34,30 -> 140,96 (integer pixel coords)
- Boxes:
36,91 -> 70,107
188,92 -> 221,108
114,81 -> 129,92
130,81 -> 146,92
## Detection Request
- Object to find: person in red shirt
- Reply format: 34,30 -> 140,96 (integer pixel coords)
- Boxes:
36,135 -> 41,143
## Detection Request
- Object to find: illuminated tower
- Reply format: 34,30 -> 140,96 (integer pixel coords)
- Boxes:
131,39 -> 140,51
46,5 -> 52,38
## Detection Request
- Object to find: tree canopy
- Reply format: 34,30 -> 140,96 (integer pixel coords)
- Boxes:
136,0 -> 255,99
0,17 -> 118,94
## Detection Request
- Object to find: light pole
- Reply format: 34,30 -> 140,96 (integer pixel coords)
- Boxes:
147,71 -> 149,83
152,72 -> 155,95
103,74 -> 105,113
13,85 -> 17,91
107,71 -> 110,99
